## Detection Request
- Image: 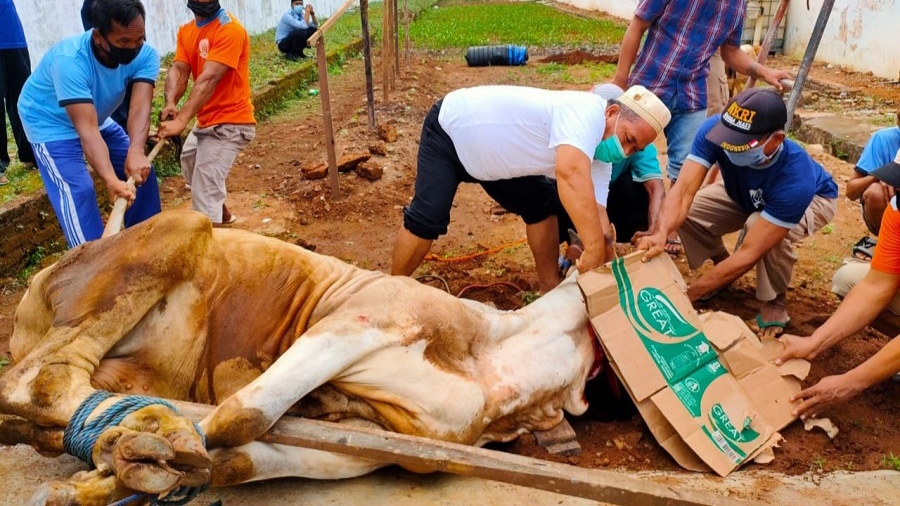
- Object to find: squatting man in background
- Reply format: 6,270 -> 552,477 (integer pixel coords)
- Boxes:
18,0 -> 161,248
636,89 -> 838,338
777,150 -> 900,418
391,84 -> 671,293
275,0 -> 318,61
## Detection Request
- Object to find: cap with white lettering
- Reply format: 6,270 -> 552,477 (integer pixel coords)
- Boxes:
706,88 -> 788,152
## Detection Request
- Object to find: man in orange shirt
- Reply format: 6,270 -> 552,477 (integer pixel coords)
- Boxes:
778,150 -> 900,418
158,0 -> 256,225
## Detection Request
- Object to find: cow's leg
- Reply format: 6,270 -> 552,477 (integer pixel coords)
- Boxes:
202,318 -> 400,449
211,441 -> 385,486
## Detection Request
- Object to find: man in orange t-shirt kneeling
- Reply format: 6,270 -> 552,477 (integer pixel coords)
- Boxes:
158,0 -> 255,226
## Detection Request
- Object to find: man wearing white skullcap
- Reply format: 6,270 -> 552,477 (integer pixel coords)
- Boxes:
591,83 -> 666,242
392,84 -> 671,292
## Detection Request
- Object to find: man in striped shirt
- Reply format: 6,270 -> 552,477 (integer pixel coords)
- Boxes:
613,0 -> 790,184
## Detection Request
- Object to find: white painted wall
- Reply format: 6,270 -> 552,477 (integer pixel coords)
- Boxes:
784,0 -> 900,80
16,0 -> 351,64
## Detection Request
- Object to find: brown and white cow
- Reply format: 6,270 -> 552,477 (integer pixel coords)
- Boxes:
0,210 -> 596,505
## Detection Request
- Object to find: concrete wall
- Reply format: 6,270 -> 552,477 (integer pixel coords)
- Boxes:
783,0 -> 900,80
16,0 -> 351,64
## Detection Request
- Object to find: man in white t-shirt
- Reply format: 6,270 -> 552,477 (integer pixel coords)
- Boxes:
391,85 -> 670,292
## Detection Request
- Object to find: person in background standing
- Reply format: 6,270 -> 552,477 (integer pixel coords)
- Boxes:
158,0 -> 256,226
0,0 -> 36,185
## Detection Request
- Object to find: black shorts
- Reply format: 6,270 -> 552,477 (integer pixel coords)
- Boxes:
403,101 -> 564,240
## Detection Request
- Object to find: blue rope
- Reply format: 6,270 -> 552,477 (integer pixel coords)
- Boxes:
63,390 -> 209,505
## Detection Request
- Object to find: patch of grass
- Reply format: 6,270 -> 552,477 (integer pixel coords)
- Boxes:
0,356 -> 9,371
0,163 -> 43,204
409,1 -> 625,49
810,456 -> 827,472
521,291 -> 541,305
883,452 -> 900,471
16,241 -> 64,285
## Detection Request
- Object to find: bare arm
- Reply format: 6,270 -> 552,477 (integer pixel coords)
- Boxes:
612,16 -> 651,89
846,169 -> 878,201
158,60 -> 230,138
721,43 -> 791,91
124,82 -> 154,184
641,178 -> 666,237
634,160 -> 708,258
162,60 -> 191,119
779,268 -> 900,363
686,218 -> 789,301
65,103 -> 135,202
556,145 -> 607,272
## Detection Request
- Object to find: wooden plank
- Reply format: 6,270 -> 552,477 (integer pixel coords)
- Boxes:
314,37 -> 340,200
360,0 -> 376,129
171,401 -> 746,506
307,0 -> 357,46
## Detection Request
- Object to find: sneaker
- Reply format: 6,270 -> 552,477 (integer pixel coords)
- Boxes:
285,53 -> 304,62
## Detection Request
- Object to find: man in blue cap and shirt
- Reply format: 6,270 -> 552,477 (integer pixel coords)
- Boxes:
637,88 -> 838,337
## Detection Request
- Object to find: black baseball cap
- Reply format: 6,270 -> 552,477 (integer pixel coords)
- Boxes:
706,88 -> 788,152
871,148 -> 900,188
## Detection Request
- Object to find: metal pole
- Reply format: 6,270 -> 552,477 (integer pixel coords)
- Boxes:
746,0 -> 790,89
315,36 -> 340,200
785,0 -> 835,131
360,0 -> 376,129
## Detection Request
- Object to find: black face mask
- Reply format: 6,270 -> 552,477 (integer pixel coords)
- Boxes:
187,0 -> 221,18
97,35 -> 141,67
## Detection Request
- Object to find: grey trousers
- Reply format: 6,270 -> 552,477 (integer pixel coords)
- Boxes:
181,123 -> 255,223
678,180 -> 837,301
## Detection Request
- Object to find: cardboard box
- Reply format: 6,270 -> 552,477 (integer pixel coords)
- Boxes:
578,252 -> 809,476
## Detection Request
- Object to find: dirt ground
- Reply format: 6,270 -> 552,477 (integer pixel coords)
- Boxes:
0,41 -> 898,484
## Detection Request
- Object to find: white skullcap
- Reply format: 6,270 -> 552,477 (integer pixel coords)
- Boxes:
617,85 -> 672,136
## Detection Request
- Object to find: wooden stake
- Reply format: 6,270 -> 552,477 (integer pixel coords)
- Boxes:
382,0 -> 391,101
360,0 -> 376,130
785,0 -> 835,131
315,36 -> 340,200
393,0 -> 400,78
404,0 -> 409,67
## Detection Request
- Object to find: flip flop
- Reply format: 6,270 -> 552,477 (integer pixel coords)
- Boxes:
755,314 -> 791,336
852,236 -> 877,262
0,175 -> 8,186
664,238 -> 683,256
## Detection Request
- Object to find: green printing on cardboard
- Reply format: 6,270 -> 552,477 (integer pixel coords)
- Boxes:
612,258 -> 716,383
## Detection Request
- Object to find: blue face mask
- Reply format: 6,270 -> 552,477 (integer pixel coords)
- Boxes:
293,4 -> 304,14
594,115 -> 626,164
724,138 -> 783,169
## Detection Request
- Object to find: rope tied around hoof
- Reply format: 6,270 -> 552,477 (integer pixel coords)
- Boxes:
63,390 -> 208,505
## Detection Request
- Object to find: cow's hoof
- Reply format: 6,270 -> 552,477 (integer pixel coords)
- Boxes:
89,404 -> 211,494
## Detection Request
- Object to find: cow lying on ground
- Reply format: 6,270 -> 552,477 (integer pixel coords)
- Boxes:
0,211 -> 597,505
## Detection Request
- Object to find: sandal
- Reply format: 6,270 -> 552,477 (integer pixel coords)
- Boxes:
664,238 -> 683,256
0,174 -> 8,186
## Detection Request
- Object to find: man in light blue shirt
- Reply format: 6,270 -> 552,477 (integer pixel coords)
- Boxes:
846,109 -> 900,236
18,0 -> 160,248
275,0 -> 318,61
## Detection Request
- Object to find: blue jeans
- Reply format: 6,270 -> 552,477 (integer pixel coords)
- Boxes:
662,107 -> 707,182
32,122 -> 161,248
